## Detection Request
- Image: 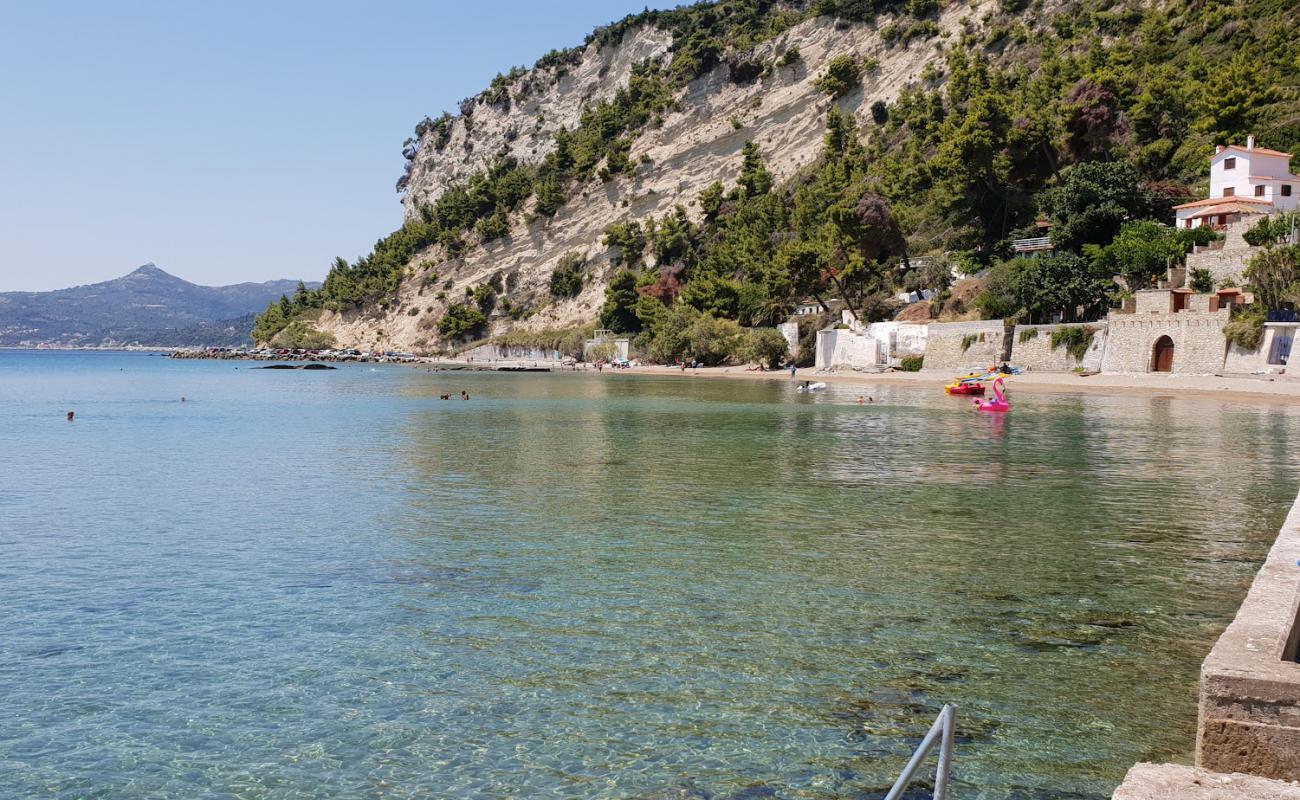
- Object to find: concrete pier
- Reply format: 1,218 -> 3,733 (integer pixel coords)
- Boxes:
1113,487 -> 1300,797
1197,488 -> 1300,778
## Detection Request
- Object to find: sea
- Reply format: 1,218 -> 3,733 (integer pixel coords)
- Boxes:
4,349 -> 1300,799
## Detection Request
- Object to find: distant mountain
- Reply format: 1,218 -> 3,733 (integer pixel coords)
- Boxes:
0,265 -> 319,347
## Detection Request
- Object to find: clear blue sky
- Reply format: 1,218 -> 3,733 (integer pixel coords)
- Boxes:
0,0 -> 658,291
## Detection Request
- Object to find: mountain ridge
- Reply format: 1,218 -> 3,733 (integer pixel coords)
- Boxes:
0,265 -> 320,347
256,0 -> 1300,357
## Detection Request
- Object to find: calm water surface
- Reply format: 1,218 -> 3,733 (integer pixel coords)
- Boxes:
3,350 -> 1300,799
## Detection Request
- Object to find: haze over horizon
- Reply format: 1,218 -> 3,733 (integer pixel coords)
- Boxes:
0,0 -> 652,293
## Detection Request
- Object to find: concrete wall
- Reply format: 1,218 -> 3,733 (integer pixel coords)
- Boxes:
815,328 -> 879,371
921,320 -> 1010,373
583,337 -> 630,361
1224,324 -> 1297,374
777,321 -> 799,358
1009,323 -> 1108,372
1198,488 -> 1300,780
461,343 -> 565,363
1101,310 -> 1230,374
868,321 -> 929,361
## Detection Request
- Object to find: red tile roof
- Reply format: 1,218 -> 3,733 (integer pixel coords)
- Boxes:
1218,144 -> 1292,158
1188,201 -> 1274,219
1173,196 -> 1273,210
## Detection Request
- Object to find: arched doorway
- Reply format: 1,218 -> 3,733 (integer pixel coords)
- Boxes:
1152,335 -> 1175,372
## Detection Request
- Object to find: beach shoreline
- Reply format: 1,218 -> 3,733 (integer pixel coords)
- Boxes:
614,364 -> 1300,404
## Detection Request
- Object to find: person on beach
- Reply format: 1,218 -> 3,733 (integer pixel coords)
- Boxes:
790,364 -> 796,379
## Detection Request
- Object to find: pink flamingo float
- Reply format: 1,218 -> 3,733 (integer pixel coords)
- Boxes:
973,377 -> 1010,413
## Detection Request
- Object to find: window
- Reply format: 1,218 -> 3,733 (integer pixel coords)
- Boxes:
1285,185 -> 1294,197
1256,185 -> 1266,197
1223,187 -> 1235,196
1224,157 -> 1237,170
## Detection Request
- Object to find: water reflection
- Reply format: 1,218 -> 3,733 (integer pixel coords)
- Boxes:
385,373 -> 1300,799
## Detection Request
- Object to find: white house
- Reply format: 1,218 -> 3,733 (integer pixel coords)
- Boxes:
1174,135 -> 1299,229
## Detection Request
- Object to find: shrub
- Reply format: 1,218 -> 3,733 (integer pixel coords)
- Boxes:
960,334 -> 978,352
685,314 -> 745,366
738,328 -> 791,368
604,221 -> 646,265
476,212 -> 509,242
1190,268 -> 1214,293
1049,325 -> 1096,361
1244,213 -> 1297,248
900,355 -> 924,371
408,307 -> 420,316
270,320 -> 336,350
815,55 -> 862,98
648,304 -> 701,363
870,99 -> 889,124
777,47 -> 802,67
1018,328 -> 1039,343
549,252 -> 586,298
472,284 -> 497,314
1224,306 -> 1266,350
437,303 -> 488,340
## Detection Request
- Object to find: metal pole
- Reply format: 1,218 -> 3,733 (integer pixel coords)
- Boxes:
882,704 -> 957,800
934,704 -> 956,800
883,713 -> 944,800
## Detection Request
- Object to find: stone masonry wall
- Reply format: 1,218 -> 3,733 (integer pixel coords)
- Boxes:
921,320 -> 1009,373
1101,310 -> 1230,374
1009,323 -> 1108,372
1186,219 -> 1259,289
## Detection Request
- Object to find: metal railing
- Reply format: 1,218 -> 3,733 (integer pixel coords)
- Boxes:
884,704 -> 956,800
1011,236 -> 1053,252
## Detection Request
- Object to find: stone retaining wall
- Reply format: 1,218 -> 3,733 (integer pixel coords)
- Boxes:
1101,310 -> 1230,374
1009,323 -> 1108,373
1197,487 -> 1300,779
921,320 -> 1009,373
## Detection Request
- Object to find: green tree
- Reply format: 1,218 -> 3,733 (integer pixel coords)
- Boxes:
438,303 -> 488,339
1085,220 -> 1182,291
1040,162 -> 1169,251
549,252 -> 586,298
738,327 -> 792,368
599,269 -> 643,332
815,54 -> 862,98
1245,245 -> 1300,311
738,141 -> 773,197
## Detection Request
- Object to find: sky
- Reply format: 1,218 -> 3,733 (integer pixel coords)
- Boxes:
0,0 -> 658,291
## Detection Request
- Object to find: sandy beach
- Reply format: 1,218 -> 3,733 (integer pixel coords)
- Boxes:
615,364 -> 1300,404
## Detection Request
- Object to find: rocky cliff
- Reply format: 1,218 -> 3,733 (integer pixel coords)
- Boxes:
312,7 -> 976,353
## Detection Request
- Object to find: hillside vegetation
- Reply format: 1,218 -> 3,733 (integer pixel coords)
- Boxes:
255,0 -> 1300,357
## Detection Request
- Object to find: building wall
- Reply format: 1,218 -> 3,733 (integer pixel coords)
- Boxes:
777,321 -> 800,358
815,328 -> 879,371
462,343 -> 565,363
864,321 -> 928,362
1009,323 -> 1108,372
1101,310 -> 1230,374
1222,323 -> 1297,374
921,320 -> 1010,373
1211,148 -> 1292,199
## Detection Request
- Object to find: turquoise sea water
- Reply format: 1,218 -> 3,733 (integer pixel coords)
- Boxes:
4,350 -> 1300,799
